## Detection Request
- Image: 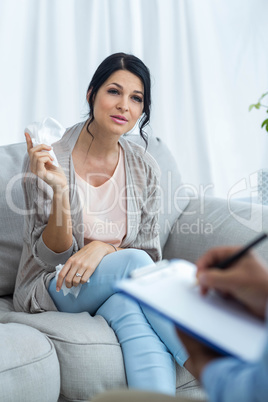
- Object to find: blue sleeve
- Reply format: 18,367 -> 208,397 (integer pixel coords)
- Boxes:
201,326 -> 268,402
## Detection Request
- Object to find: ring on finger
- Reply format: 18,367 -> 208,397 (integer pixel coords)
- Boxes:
75,273 -> 83,277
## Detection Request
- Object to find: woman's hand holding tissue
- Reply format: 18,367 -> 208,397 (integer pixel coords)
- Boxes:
56,241 -> 115,292
25,132 -> 67,190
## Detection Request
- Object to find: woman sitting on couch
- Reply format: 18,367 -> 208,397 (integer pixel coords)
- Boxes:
14,53 -> 189,395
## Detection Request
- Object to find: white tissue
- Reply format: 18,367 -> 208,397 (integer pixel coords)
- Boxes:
55,264 -> 90,298
25,117 -> 65,167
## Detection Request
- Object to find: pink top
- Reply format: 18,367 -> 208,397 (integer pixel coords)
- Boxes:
75,146 -> 127,247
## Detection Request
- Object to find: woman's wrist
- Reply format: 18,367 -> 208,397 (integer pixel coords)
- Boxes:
107,243 -> 117,253
52,182 -> 69,195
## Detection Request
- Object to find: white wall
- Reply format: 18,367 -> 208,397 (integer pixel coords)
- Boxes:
0,0 -> 268,198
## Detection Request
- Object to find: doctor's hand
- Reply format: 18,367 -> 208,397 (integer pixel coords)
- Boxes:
56,240 -> 117,291
196,246 -> 268,319
177,246 -> 268,379
177,330 -> 221,380
25,132 -> 67,190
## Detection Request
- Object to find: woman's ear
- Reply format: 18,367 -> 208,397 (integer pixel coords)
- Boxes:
86,89 -> 92,103
87,88 -> 96,104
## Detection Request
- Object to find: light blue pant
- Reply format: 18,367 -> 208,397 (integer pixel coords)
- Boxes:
48,249 -> 188,395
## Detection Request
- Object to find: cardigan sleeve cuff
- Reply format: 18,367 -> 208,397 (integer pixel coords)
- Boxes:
34,234 -> 77,267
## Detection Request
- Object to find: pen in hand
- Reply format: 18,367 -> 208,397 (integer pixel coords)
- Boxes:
215,232 -> 268,270
193,232 -> 268,288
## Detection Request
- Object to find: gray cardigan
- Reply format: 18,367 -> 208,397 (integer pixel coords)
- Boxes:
13,122 -> 162,313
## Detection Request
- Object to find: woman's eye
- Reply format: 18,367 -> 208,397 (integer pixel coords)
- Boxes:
107,89 -> 119,95
132,96 -> 143,103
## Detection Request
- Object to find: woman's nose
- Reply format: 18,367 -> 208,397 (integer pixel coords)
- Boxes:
116,97 -> 129,112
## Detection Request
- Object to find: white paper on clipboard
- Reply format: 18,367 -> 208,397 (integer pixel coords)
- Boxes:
116,259 -> 267,362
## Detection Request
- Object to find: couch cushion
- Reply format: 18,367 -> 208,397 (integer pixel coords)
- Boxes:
125,134 -> 189,249
163,196 -> 268,263
0,298 -> 127,401
0,297 -> 206,401
0,143 -> 25,296
0,322 -> 60,401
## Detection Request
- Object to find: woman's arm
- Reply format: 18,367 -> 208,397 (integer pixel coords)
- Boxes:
41,186 -> 73,253
56,240 -> 119,291
25,133 -> 125,283
25,132 -> 73,253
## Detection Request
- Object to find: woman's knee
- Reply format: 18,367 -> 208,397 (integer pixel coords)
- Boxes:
100,292 -> 134,312
118,249 -> 154,276
96,292 -> 140,323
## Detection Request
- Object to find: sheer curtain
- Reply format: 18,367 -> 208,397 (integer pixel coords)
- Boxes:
0,0 -> 267,198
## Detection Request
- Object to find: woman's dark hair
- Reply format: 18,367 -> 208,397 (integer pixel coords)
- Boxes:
86,52 -> 151,146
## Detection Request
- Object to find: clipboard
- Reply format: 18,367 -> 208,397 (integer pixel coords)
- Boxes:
115,259 -> 267,362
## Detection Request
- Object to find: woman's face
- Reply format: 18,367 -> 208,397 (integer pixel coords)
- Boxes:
90,70 -> 144,137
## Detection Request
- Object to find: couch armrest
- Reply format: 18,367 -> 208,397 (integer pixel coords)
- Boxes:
0,323 -> 60,402
163,196 -> 268,264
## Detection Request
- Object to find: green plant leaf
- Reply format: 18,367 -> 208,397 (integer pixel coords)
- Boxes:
261,119 -> 268,131
249,103 -> 261,111
259,92 -> 268,101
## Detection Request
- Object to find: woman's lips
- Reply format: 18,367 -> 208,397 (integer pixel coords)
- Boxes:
110,115 -> 128,125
